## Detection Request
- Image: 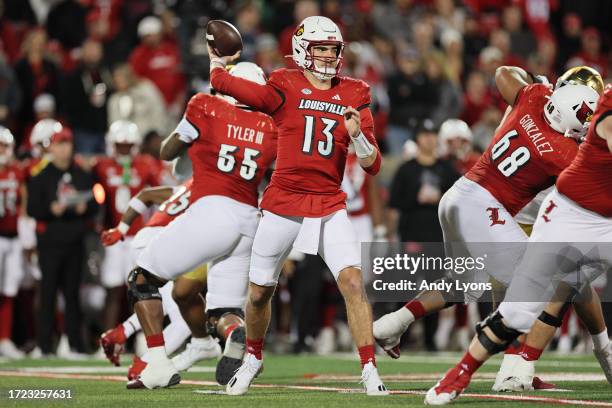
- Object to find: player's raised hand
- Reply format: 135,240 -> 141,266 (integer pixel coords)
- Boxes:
207,43 -> 241,67
344,106 -> 361,138
101,227 -> 124,246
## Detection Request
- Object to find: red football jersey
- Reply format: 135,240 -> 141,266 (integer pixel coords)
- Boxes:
147,179 -> 193,228
557,85 -> 612,217
94,155 -> 161,235
0,163 -> 24,236
181,93 -> 277,207
210,67 -> 381,217
465,84 -> 579,216
344,152 -> 370,217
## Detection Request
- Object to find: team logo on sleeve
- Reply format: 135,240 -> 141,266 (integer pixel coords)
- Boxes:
486,207 -> 506,226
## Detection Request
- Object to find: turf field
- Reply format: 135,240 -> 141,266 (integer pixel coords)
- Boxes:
1,352 -> 611,407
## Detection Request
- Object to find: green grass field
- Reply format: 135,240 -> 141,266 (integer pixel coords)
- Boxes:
1,352 -> 611,407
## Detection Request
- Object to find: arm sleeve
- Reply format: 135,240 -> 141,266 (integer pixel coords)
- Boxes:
357,87 -> 382,175
26,175 -> 54,221
210,67 -> 284,114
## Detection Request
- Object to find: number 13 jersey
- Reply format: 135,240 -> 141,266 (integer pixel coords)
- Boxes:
465,84 -> 579,216
179,93 -> 277,208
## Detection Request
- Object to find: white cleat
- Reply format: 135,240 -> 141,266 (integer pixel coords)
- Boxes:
360,362 -> 389,396
171,336 -> 221,371
216,326 -> 247,385
315,327 -> 336,355
373,308 -> 414,358
226,353 -> 262,396
139,358 -> 181,389
495,356 -> 535,392
594,342 -> 612,384
0,340 -> 25,359
492,353 -> 520,391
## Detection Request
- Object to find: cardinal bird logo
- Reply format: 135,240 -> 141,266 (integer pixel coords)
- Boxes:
295,24 -> 304,37
541,200 -> 557,223
486,207 -> 506,226
575,101 -> 593,124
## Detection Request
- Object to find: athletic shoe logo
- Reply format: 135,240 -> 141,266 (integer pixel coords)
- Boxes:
486,207 -> 506,226
332,94 -> 341,100
542,200 -> 557,223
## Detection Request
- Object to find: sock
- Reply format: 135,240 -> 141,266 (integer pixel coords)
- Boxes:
223,323 -> 240,340
163,320 -> 191,355
592,329 -> 610,351
358,344 -> 376,367
457,351 -> 483,375
454,304 -> 468,328
519,344 -> 543,361
146,333 -> 165,348
0,296 -> 13,340
191,335 -> 214,348
246,337 -> 264,360
123,314 -> 141,338
404,300 -> 426,320
505,341 -> 522,355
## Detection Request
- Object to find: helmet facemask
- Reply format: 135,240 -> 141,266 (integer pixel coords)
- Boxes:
304,41 -> 344,81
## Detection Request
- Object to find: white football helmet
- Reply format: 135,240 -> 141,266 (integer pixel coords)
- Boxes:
106,120 -> 141,157
30,119 -> 63,157
292,16 -> 344,81
543,84 -> 599,139
0,126 -> 14,165
221,62 -> 267,106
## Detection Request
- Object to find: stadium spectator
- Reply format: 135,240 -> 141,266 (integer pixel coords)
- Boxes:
460,70 -> 494,127
413,21 -> 437,56
14,29 -> 61,143
423,52 -> 463,127
432,0 -> 467,38
254,34 -> 284,75
502,5 -> 536,60
555,13 -> 582,73
566,27 -> 607,79
372,0 -> 418,50
61,39 -> 110,154
440,28 -> 464,83
471,105 -> 503,152
489,28 -> 525,68
27,127 -> 97,357
107,63 -> 169,138
279,0 -> 320,66
235,1 -> 262,63
129,16 -> 185,114
45,0 -> 88,50
0,51 -> 21,127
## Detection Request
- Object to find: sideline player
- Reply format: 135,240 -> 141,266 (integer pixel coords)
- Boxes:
424,83 -> 612,406
373,66 -> 601,358
126,62 -> 277,389
209,16 -> 388,395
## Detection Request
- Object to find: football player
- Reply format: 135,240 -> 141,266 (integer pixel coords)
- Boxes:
93,120 -> 161,331
373,66 -> 601,362
209,16 -> 388,396
0,127 -> 26,359
424,82 -> 612,405
126,62 -> 277,389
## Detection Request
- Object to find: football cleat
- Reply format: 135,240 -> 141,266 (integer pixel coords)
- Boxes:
492,353 -> 520,391
100,325 -> 126,366
425,366 -> 472,405
360,362 -> 389,396
314,327 -> 336,355
373,309 -> 413,359
138,358 -> 180,389
0,339 -> 25,359
216,326 -> 246,385
494,356 -> 535,392
128,355 -> 147,381
226,353 -> 263,396
171,336 -> 221,372
594,342 -> 612,384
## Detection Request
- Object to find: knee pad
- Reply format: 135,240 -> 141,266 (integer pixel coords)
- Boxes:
475,311 -> 522,355
206,308 -> 244,338
127,267 -> 164,306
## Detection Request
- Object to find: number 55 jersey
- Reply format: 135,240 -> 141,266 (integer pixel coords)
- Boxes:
465,84 -> 579,216
179,93 -> 277,207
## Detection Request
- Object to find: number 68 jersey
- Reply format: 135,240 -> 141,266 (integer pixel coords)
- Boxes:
179,93 -> 277,207
465,84 -> 579,216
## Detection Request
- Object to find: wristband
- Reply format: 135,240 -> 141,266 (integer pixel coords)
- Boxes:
117,221 -> 130,235
210,57 -> 226,69
351,131 -> 375,159
128,197 -> 148,214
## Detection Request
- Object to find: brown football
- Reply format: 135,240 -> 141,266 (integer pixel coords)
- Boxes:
206,20 -> 243,57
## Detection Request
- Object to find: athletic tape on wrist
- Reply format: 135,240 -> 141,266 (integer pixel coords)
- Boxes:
128,197 -> 148,214
117,222 -> 130,235
351,131 -> 374,159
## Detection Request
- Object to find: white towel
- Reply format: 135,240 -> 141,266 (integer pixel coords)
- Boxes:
292,217 -> 322,255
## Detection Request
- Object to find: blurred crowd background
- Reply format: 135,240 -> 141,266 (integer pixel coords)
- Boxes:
0,0 -> 611,360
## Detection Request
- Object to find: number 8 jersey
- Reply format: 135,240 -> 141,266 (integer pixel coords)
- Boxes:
179,93 -> 277,207
465,84 -> 579,216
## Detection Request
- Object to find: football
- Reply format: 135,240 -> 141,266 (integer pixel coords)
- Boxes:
206,20 -> 243,57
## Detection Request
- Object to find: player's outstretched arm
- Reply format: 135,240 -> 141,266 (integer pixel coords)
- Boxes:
208,45 -> 283,114
495,66 -> 533,106
596,113 -> 612,153
100,186 -> 174,246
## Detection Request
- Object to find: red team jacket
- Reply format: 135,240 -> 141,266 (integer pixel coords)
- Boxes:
146,179 -> 193,228
465,84 -> 579,216
210,67 -> 381,217
0,163 -> 24,236
94,155 -> 161,236
557,84 -> 612,217
182,93 -> 277,208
